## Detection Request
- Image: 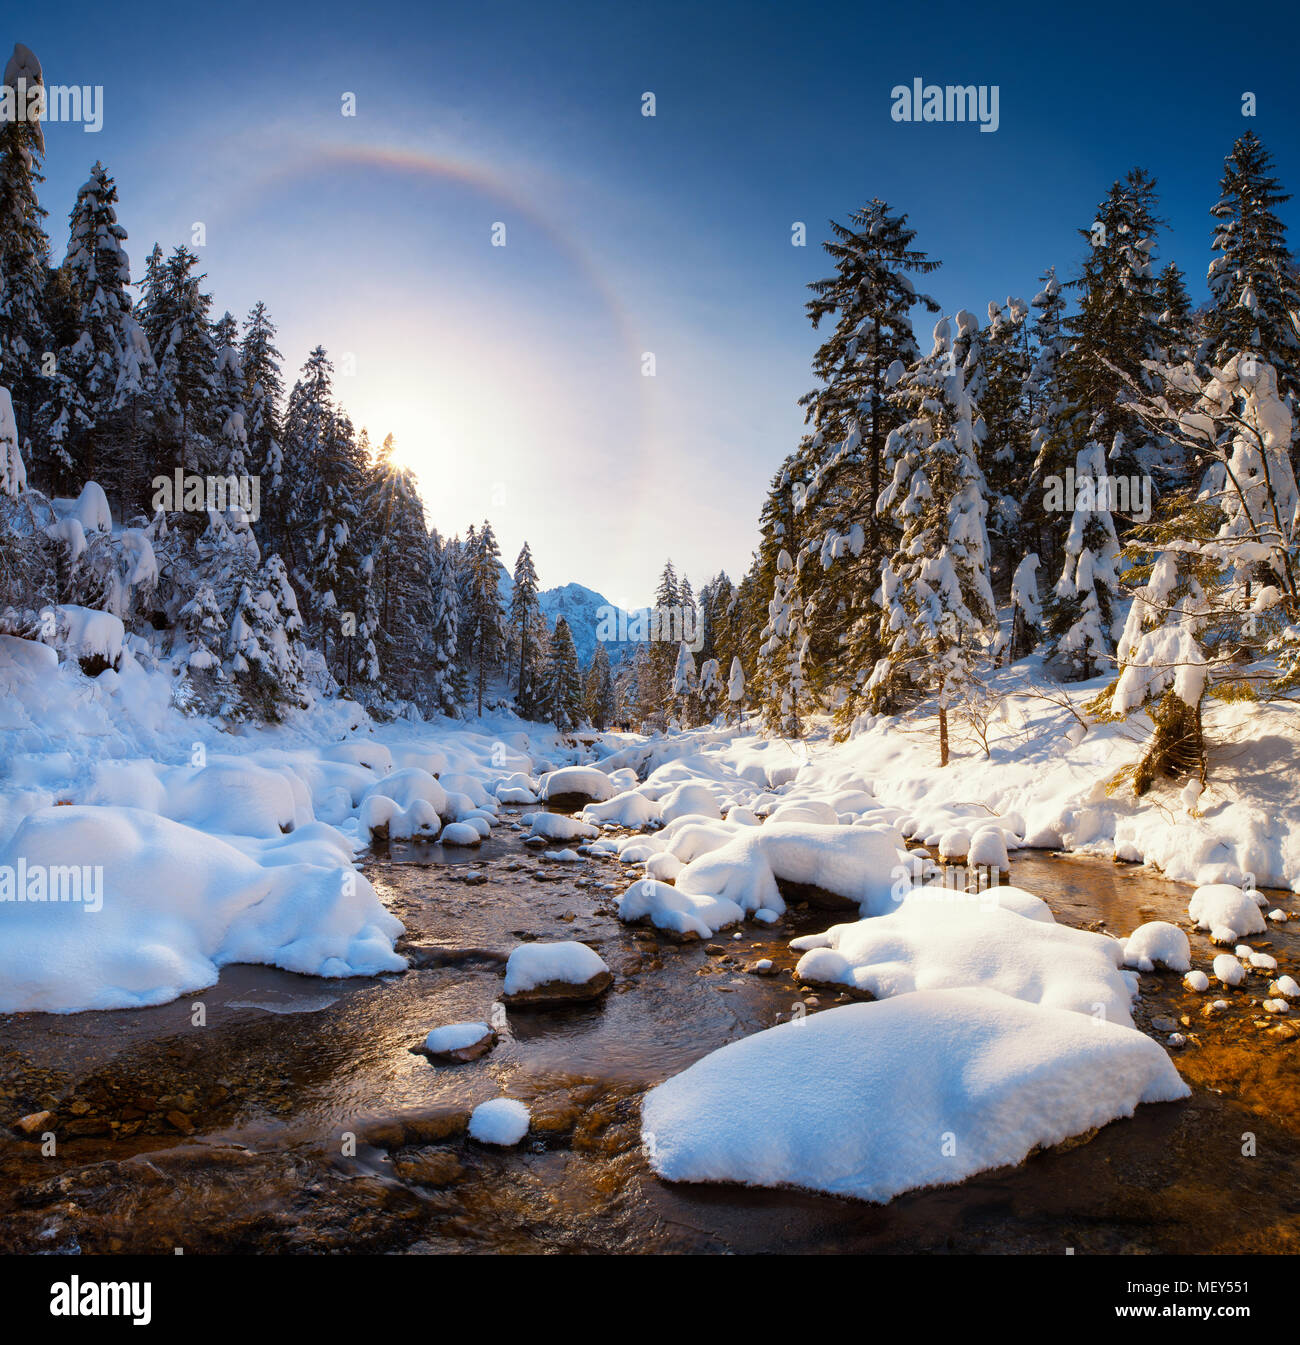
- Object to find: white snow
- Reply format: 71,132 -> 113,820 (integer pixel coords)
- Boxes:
642,989 -> 1189,1204
538,766 -> 616,803
1122,921 -> 1192,973
1189,884 -> 1267,941
503,940 -> 609,994
1184,970 -> 1210,992
792,900 -> 1138,1026
468,1097 -> 530,1146
423,1022 -> 492,1054
616,878 -> 744,940
1212,953 -> 1245,987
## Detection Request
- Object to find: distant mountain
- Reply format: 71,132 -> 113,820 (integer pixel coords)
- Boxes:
495,567 -> 637,667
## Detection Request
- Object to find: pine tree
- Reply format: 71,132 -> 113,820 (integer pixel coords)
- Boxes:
1157,262 -> 1197,366
671,639 -> 697,726
39,162 -> 138,498
545,615 -> 584,731
1024,266 -> 1071,572
758,548 -> 808,736
0,45 -> 51,456
696,656 -> 723,723
509,541 -> 546,717
210,312 -> 249,478
1061,169 -> 1168,491
978,298 -> 1031,586
584,640 -> 615,730
427,529 -> 461,717
1042,441 -> 1122,679
364,433 -> 434,704
796,201 -> 941,697
461,519 -> 506,715
870,317 -> 997,762
240,301 -> 284,552
1203,131 -> 1300,426
727,655 -> 746,723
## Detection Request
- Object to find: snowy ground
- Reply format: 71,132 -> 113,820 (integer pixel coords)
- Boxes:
2,634 -> 1297,1203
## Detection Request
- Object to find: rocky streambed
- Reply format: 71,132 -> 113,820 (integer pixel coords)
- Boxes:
1,820 -> 1298,1255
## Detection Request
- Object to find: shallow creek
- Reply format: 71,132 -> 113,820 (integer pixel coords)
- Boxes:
1,818 -> 1297,1255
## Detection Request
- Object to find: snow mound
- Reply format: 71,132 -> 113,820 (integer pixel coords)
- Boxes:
641,989 -> 1188,1204
792,901 -> 1137,1026
582,789 -> 662,829
538,766 -> 616,804
1122,921 -> 1192,973
901,883 -> 1055,924
469,1098 -> 530,1146
0,805 -> 405,1013
616,878 -> 745,940
676,823 -> 907,917
439,821 -> 482,846
1189,884 -> 1266,940
529,811 -> 598,842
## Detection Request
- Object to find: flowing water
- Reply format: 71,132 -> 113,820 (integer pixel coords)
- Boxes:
1,819 -> 1297,1255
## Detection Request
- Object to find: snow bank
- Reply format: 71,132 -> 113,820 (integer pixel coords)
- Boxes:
0,805 -> 405,1013
792,900 -> 1137,1025
642,989 -> 1188,1204
676,823 -> 907,917
616,878 -> 745,940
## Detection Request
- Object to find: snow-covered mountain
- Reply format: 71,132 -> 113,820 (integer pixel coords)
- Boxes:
496,569 -> 636,667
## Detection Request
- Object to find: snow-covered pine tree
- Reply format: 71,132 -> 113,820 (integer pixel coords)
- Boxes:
869,317 -> 997,763
651,558 -> 679,701
1023,266 -> 1071,572
509,541 -> 546,718
796,201 -> 941,696
758,547 -> 807,737
1042,440 -> 1122,679
696,655 -> 722,723
671,639 -> 697,727
544,615 -> 584,731
584,640 -> 615,730
0,45 -> 51,458
210,312 -> 249,478
364,433 -> 435,706
727,655 -> 745,723
38,162 -> 138,499
1005,553 -> 1042,663
427,528 -> 461,717
240,301 -> 284,553
978,298 -> 1031,587
461,519 -> 506,715
1157,262 -> 1197,366
1061,169 -> 1168,494
143,247 -> 220,478
1203,131 -> 1300,431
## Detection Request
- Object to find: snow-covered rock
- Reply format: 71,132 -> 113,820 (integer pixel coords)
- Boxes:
416,1022 -> 496,1063
616,878 -> 744,941
677,823 -> 907,916
538,766 -> 616,806
641,988 -> 1189,1204
791,900 -> 1138,1026
1122,921 -> 1192,973
469,1098 -> 530,1146
1189,884 -> 1267,941
502,940 -> 612,1007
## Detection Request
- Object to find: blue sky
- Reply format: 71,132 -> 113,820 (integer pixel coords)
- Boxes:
21,0 -> 1300,608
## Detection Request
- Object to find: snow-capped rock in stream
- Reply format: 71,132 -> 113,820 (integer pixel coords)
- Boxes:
1122,921 -> 1192,973
468,1097 -> 531,1146
641,988 -> 1190,1205
1189,884 -> 1267,942
502,940 -> 612,1007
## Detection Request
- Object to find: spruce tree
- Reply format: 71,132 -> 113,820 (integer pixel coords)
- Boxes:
584,640 -> 615,730
509,541 -> 545,717
0,45 -> 51,455
1203,131 -> 1300,421
870,317 -> 997,761
427,529 -> 461,717
461,519 -> 506,715
545,615 -> 584,731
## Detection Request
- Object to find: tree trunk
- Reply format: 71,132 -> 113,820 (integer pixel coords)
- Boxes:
938,704 -> 949,767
